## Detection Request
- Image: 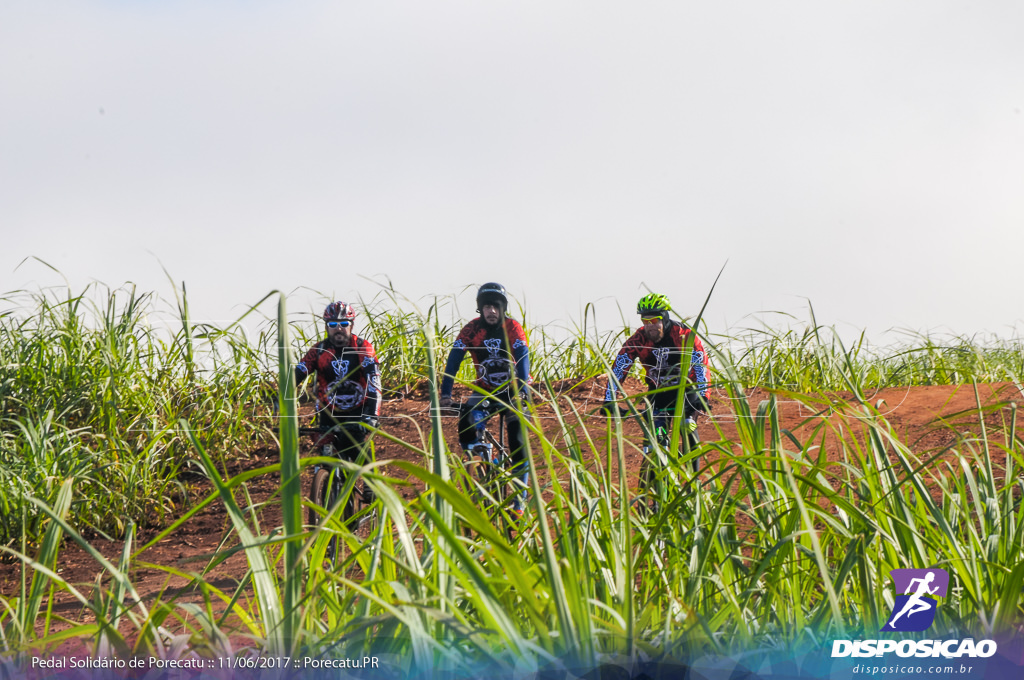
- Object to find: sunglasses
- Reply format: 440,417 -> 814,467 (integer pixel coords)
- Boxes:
641,316 -> 662,325
326,320 -> 352,328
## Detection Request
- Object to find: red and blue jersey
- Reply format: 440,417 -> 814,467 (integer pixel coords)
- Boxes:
441,317 -> 531,396
605,321 -> 708,407
295,335 -> 382,418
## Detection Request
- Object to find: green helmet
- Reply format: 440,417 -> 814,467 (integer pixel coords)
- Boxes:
637,293 -> 672,317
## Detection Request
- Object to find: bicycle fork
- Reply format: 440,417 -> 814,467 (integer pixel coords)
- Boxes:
469,408 -> 494,463
467,407 -> 529,515
313,442 -> 374,529
641,419 -> 700,512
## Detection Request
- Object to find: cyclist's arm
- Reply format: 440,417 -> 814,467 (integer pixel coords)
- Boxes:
604,347 -> 637,402
295,345 -> 318,386
688,334 -> 709,396
683,390 -> 707,417
361,355 -> 382,419
440,339 -> 466,398
683,334 -> 710,416
506,322 -> 531,394
512,339 -> 530,389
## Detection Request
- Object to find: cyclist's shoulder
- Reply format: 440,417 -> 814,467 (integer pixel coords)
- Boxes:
304,338 -> 332,355
457,317 -> 498,344
668,320 -> 695,339
351,334 -> 373,349
458,317 -> 484,335
504,317 -> 527,339
666,322 -> 708,356
676,322 -> 707,347
622,327 -> 650,348
351,334 -> 380,359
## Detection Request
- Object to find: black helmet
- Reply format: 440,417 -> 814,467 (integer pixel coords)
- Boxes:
476,282 -> 508,314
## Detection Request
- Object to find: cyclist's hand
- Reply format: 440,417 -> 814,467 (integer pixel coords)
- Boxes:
684,417 -> 697,434
439,395 -> 453,409
684,391 -> 708,415
600,401 -> 619,417
362,415 -> 379,430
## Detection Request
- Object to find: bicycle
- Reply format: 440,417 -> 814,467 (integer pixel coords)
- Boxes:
303,421 -> 377,560
639,408 -> 700,514
448,397 -> 528,529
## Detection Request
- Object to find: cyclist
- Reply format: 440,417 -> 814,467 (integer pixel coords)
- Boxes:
296,301 -> 381,475
603,293 -> 709,475
439,282 -> 532,519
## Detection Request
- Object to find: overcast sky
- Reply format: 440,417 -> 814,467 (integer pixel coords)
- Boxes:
4,2 -> 1023,345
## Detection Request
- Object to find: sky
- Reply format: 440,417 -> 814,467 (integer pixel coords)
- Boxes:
4,1 -> 1023,346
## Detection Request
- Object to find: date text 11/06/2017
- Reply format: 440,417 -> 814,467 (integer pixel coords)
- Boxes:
221,655 -> 381,670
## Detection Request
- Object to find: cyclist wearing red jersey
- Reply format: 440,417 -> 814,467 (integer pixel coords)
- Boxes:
296,301 -> 382,463
604,293 -> 709,474
439,282 -> 531,517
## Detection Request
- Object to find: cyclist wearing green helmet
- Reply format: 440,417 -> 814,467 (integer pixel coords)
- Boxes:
604,293 -> 709,474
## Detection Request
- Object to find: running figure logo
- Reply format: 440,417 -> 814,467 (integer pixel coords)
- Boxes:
882,568 -> 948,632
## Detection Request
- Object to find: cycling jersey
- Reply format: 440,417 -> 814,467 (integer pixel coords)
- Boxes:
295,335 -> 382,419
605,320 -> 708,409
440,317 -> 530,397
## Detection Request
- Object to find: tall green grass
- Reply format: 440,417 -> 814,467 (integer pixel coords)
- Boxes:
2,289 -> 1022,674
0,283 -> 274,548
723,307 -> 1024,393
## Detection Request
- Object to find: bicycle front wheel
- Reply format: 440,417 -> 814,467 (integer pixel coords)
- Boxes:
308,468 -> 340,561
308,468 -> 332,527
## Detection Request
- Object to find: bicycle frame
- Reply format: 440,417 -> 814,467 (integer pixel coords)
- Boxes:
456,397 -> 530,524
468,398 -> 506,459
305,421 -> 376,560
638,406 -> 700,513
